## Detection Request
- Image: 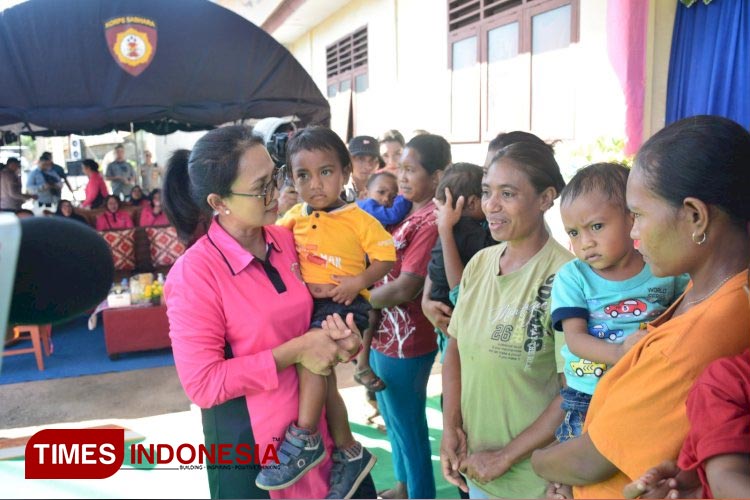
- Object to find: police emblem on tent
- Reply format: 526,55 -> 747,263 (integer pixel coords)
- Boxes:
104,16 -> 157,77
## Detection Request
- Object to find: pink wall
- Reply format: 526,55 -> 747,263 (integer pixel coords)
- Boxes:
607,0 -> 649,155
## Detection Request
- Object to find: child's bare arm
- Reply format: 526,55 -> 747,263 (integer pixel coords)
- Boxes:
705,453 -> 750,499
563,318 -> 640,366
330,260 -> 394,305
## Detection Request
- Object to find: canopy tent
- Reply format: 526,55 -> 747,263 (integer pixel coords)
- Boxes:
0,0 -> 330,138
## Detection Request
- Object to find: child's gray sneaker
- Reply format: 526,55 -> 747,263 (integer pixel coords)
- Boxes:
325,445 -> 377,499
255,424 -> 325,491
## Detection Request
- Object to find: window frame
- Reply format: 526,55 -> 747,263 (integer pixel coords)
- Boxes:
447,0 -> 579,144
326,26 -> 369,99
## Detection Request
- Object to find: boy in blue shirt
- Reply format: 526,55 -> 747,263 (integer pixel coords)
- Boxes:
356,171 -> 411,227
352,171 -> 410,395
551,163 -> 688,443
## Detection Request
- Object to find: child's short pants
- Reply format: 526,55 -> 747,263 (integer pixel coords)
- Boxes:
311,295 -> 371,333
555,386 -> 592,442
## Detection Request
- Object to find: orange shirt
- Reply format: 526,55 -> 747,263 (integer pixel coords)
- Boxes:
277,202 -> 396,299
574,271 -> 750,499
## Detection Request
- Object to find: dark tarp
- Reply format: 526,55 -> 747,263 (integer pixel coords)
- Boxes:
0,0 -> 330,137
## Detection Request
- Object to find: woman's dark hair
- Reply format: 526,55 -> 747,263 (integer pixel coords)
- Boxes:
55,199 -> 73,215
162,125 -> 264,241
635,115 -> 750,224
366,171 -> 398,189
82,159 -> 99,172
488,131 -> 553,156
130,185 -> 143,199
561,162 -> 630,211
285,126 -> 351,179
380,129 -> 405,147
436,162 -> 483,207
148,188 -> 161,208
490,142 -> 566,197
405,134 -> 452,174
104,194 -> 121,211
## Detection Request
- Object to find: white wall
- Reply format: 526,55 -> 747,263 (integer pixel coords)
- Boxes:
152,130 -> 207,167
286,0 -> 629,172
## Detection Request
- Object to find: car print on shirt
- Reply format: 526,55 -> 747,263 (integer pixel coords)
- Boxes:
589,323 -> 624,341
603,299 -> 647,318
570,359 -> 607,378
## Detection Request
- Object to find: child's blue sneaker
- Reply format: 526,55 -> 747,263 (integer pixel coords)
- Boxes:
325,444 -> 377,499
255,424 -> 326,491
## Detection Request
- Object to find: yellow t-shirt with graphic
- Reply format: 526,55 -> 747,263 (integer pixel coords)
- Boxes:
277,203 -> 396,299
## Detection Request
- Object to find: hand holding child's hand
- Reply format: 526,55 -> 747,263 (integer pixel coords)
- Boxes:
434,188 -> 464,234
321,313 -> 361,359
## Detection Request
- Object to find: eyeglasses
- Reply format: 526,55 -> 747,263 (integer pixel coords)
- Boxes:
229,166 -> 285,207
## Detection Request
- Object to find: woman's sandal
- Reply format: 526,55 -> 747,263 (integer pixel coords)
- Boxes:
353,367 -> 387,392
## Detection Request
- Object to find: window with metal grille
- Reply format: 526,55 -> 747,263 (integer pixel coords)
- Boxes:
326,26 -> 368,98
447,0 -> 579,143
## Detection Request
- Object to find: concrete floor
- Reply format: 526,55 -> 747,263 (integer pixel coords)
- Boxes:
0,365 -> 191,429
0,357 -> 393,430
0,355 -> 443,436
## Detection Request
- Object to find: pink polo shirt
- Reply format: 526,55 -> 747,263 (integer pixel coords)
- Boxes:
164,219 -> 332,499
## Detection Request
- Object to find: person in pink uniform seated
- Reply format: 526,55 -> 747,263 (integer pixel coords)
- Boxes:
127,185 -> 149,207
162,125 -> 376,499
139,189 -> 169,227
95,195 -> 134,231
81,159 -> 109,209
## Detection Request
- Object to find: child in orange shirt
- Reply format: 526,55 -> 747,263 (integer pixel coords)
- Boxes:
259,127 -> 396,498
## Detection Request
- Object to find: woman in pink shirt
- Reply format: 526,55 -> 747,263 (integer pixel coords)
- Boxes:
95,195 -> 134,231
81,159 -> 109,209
161,126 -> 374,499
139,189 -> 169,227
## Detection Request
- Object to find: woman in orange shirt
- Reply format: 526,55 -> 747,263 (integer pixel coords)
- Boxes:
531,115 -> 750,498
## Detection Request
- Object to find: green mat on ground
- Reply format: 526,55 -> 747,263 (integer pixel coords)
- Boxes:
351,395 -> 459,499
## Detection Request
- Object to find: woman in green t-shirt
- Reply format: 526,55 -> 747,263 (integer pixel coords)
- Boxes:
441,141 -> 573,499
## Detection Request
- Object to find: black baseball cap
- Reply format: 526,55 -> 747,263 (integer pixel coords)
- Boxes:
348,136 -> 379,158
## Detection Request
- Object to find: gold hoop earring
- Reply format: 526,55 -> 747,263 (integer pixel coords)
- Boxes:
691,231 -> 706,245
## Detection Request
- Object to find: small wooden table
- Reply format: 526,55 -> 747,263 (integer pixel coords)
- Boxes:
102,303 -> 171,359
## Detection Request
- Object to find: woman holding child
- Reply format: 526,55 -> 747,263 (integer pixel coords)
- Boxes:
162,125 -> 375,499
531,115 -> 750,498
440,141 -> 573,499
368,133 -> 452,499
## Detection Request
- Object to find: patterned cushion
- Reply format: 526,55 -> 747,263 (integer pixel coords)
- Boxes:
145,226 -> 186,267
100,229 -> 136,271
